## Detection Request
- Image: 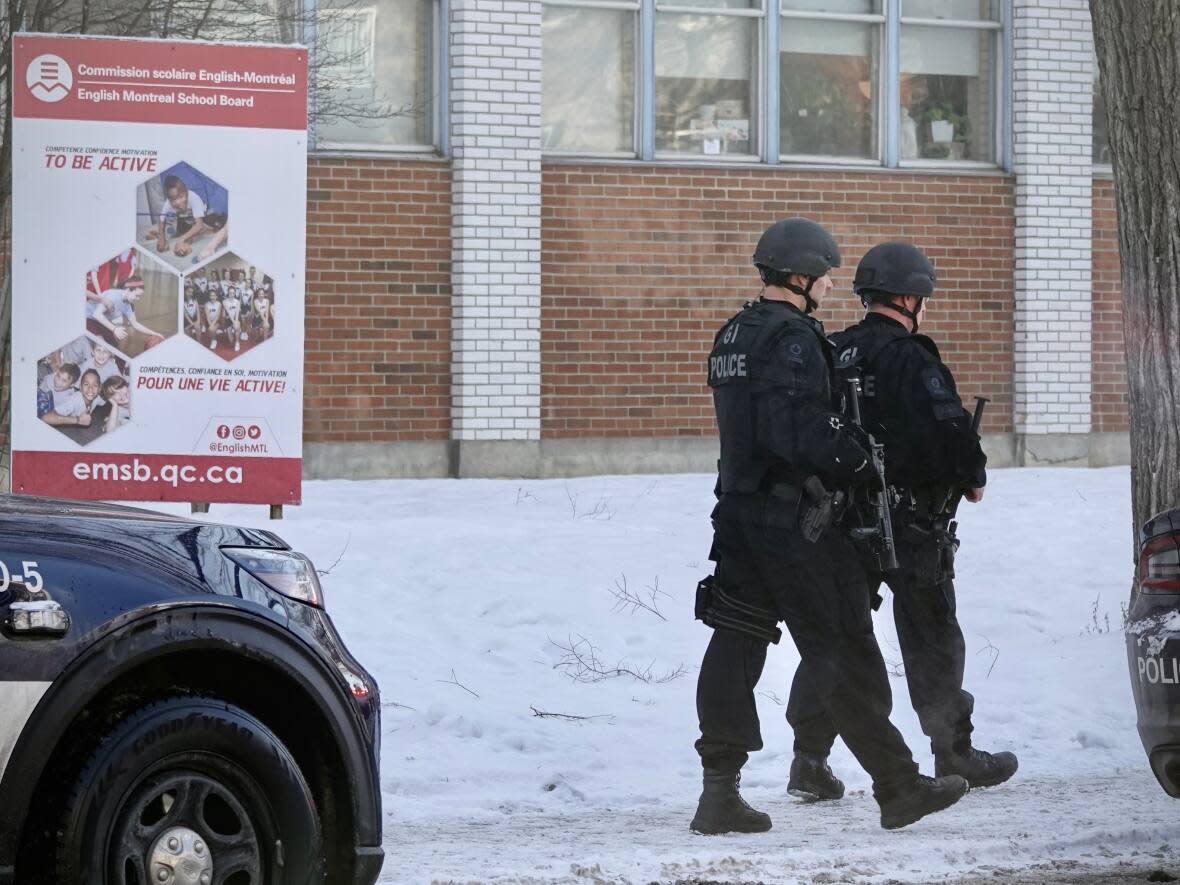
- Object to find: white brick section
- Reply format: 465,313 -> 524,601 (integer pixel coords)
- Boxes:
1012,0 -> 1094,435
450,0 -> 543,441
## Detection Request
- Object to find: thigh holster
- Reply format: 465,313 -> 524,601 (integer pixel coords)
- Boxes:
695,574 -> 782,645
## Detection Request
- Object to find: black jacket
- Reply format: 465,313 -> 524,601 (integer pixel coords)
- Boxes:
832,313 -> 986,493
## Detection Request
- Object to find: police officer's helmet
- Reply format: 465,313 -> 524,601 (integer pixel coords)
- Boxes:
752,218 -> 842,286
853,241 -> 936,303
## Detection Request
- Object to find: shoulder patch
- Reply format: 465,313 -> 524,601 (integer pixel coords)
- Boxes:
922,365 -> 953,400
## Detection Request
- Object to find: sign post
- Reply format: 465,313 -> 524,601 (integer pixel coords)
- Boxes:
10,33 -> 308,506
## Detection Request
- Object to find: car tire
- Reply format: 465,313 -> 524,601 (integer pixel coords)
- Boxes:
54,696 -> 324,885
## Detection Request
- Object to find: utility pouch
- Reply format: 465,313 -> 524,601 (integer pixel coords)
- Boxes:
695,574 -> 715,622
695,574 -> 782,645
799,476 -> 846,543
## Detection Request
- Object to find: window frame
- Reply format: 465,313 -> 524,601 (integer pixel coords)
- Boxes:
309,0 -> 445,155
540,0 -> 1012,169
894,8 -> 1004,170
540,0 -> 642,159
652,0 -> 766,162
777,5 -> 887,165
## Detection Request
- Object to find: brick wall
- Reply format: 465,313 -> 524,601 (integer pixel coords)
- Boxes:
1092,177 -> 1128,433
541,165 -> 1015,438
304,157 -> 452,443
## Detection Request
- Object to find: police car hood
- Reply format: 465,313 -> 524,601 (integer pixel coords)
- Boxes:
0,494 -> 286,547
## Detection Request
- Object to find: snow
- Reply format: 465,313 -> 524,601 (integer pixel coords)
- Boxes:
149,466 -> 1180,883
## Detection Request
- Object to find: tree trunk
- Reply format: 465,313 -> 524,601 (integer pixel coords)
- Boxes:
1090,1 -> 1180,544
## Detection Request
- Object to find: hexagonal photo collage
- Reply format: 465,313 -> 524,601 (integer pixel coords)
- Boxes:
40,160 -> 273,446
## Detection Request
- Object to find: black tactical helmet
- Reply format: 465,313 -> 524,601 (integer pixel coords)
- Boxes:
752,217 -> 842,282
853,241 -> 936,301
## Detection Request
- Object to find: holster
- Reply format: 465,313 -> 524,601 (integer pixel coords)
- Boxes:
695,574 -> 782,645
900,515 -> 959,587
798,476 -> 847,543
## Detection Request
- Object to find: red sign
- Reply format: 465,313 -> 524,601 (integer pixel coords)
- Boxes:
12,452 -> 302,504
13,33 -> 307,130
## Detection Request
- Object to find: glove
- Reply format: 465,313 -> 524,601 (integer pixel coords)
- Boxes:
832,422 -> 873,482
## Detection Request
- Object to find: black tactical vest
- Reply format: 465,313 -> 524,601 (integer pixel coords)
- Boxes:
708,300 -> 831,495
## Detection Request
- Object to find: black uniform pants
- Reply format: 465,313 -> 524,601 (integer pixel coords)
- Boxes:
786,541 -> 975,758
695,496 -> 919,800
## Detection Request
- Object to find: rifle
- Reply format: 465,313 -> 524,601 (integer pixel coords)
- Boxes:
845,372 -> 899,573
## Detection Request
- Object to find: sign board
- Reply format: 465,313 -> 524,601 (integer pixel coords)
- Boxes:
11,33 -> 307,504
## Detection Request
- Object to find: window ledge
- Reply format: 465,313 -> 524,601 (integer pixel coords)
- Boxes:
542,154 -> 1011,177
310,147 -> 447,162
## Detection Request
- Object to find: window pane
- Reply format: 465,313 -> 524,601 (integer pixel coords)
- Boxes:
655,14 -> 758,155
315,0 -> 434,148
780,19 -> 878,158
783,0 -> 880,13
1093,64 -> 1111,164
900,25 -> 995,162
543,7 -> 635,153
902,0 -> 999,20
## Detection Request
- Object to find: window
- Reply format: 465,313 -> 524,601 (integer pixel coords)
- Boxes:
899,0 -> 999,164
655,0 -> 760,157
539,0 -> 1008,165
542,3 -> 637,154
780,2 -> 883,160
314,0 -> 436,150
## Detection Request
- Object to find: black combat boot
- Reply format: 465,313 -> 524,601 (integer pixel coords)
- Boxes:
935,744 -> 1019,788
690,771 -> 773,834
787,752 -> 845,801
878,774 -> 969,830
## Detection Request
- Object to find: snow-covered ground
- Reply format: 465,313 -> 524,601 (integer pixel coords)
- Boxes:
154,466 -> 1180,883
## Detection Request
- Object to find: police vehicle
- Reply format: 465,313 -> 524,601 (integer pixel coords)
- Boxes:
1126,504 -> 1180,798
0,496 -> 383,885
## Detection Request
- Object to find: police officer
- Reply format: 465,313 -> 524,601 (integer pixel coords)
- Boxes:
692,219 -> 969,835
783,241 -> 1019,804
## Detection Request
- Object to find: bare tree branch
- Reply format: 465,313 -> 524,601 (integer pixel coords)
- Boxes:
608,574 -> 669,621
436,668 -> 480,699
529,706 -> 614,723
549,634 -> 686,685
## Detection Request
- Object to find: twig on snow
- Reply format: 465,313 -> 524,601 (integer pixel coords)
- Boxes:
976,634 -> 1000,678
549,634 -> 685,684
316,533 -> 352,576
608,574 -> 670,621
437,668 -> 480,698
530,706 -> 614,722
383,700 -> 418,711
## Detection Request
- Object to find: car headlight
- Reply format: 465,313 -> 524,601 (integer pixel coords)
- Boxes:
221,547 -> 324,608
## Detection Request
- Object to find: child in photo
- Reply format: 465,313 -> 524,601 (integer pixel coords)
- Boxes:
203,294 -> 224,350
251,291 -> 274,342
85,276 -> 163,350
222,296 -> 243,353
84,339 -> 126,384
39,363 -> 85,426
91,375 -> 131,433
184,286 -> 204,339
145,169 -> 228,259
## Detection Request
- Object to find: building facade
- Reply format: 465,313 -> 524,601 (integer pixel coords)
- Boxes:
300,0 -> 1125,478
